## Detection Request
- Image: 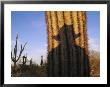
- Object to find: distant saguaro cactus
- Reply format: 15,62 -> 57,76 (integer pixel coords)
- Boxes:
11,34 -> 27,68
30,58 -> 32,66
22,54 -> 27,65
40,56 -> 43,66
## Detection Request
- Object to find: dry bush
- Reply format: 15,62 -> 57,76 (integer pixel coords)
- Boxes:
89,50 -> 100,77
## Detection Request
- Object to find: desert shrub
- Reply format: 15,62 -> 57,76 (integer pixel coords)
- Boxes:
89,50 -> 100,77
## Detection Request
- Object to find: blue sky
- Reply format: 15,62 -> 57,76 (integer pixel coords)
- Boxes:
87,11 -> 100,52
11,11 -> 100,64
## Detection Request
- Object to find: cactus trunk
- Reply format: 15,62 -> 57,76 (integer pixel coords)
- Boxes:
46,11 -> 90,77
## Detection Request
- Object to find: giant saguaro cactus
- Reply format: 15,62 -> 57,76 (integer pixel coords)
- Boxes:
11,34 -> 27,68
46,11 -> 90,77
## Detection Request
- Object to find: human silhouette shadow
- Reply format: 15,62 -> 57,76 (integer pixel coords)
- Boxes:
47,23 -> 90,77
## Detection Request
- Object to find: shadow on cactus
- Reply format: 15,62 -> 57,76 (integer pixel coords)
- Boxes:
47,24 -> 90,77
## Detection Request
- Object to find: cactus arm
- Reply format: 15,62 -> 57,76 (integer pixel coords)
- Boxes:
16,42 -> 27,62
11,34 -> 18,63
11,51 -> 15,62
11,51 -> 13,60
15,35 -> 18,60
22,42 -> 27,51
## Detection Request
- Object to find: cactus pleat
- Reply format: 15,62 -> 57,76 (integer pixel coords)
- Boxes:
71,11 -> 79,76
49,11 -> 60,76
45,11 -> 53,76
56,11 -> 65,76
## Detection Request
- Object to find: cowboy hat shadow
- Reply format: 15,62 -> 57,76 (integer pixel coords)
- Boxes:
47,23 -> 90,77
